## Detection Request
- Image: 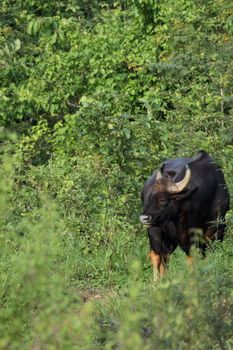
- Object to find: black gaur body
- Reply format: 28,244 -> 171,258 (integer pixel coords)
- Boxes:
140,151 -> 230,280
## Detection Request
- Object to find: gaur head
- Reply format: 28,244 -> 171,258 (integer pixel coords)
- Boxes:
140,165 -> 193,227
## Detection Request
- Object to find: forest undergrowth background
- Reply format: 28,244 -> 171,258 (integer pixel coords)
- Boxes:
0,1 -> 233,349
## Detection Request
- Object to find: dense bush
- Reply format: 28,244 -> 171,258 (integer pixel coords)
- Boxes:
0,0 -> 233,348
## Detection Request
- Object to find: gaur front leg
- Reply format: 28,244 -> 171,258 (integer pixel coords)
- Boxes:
186,255 -> 193,267
148,226 -> 176,281
150,250 -> 169,281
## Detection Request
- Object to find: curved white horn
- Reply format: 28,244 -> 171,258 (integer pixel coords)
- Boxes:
167,165 -> 191,194
156,170 -> 163,180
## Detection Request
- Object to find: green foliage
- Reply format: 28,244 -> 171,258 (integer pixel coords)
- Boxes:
0,0 -> 233,348
98,243 -> 233,350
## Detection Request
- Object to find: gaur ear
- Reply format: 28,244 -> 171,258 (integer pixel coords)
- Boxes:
169,187 -> 198,201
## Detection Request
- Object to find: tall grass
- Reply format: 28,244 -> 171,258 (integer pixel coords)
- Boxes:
0,155 -> 232,349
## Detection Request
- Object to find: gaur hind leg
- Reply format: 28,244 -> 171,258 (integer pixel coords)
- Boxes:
203,220 -> 226,255
205,191 -> 229,244
205,221 -> 226,242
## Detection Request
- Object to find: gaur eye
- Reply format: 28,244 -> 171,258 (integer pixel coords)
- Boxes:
158,198 -> 167,207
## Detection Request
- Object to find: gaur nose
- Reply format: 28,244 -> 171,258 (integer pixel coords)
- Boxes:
140,215 -> 151,225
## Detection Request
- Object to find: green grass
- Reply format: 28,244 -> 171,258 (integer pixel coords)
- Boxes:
0,155 -> 232,349
0,181 -> 232,349
1,0 -> 233,346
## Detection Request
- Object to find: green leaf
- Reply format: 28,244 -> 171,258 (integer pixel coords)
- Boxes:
27,21 -> 34,35
14,39 -> 21,51
123,128 -> 131,139
58,28 -> 65,42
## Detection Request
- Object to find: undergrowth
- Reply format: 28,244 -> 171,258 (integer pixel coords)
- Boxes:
0,156 -> 232,349
1,0 -> 233,348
